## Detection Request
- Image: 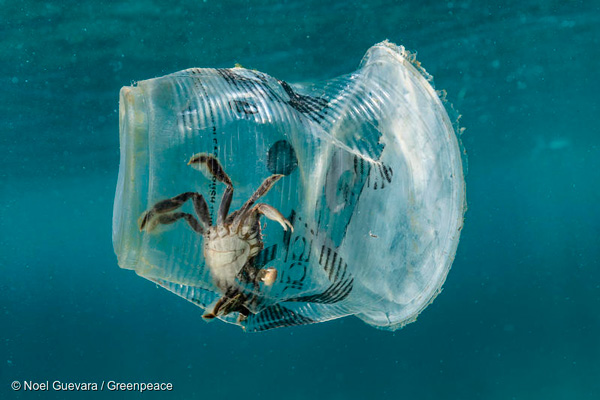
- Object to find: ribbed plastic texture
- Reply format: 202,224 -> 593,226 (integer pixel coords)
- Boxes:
113,41 -> 466,332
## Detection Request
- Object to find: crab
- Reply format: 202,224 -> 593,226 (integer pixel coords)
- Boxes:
138,153 -> 293,323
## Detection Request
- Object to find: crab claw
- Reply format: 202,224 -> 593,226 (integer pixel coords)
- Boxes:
259,268 -> 278,286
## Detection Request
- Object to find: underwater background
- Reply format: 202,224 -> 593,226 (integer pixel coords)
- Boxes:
1,0 -> 599,399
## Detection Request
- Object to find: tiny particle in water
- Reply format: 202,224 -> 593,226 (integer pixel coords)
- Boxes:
11,77 -> 18,84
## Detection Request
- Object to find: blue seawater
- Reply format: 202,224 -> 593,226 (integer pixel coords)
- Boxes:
1,1 -> 599,399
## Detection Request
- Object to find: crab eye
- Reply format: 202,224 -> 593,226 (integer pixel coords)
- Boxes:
113,41 -> 466,332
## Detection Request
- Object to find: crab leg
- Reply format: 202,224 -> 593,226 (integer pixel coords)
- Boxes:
202,297 -> 225,320
233,174 -> 284,230
242,203 -> 293,233
188,153 -> 234,225
145,212 -> 205,234
202,292 -> 250,321
138,192 -> 211,231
